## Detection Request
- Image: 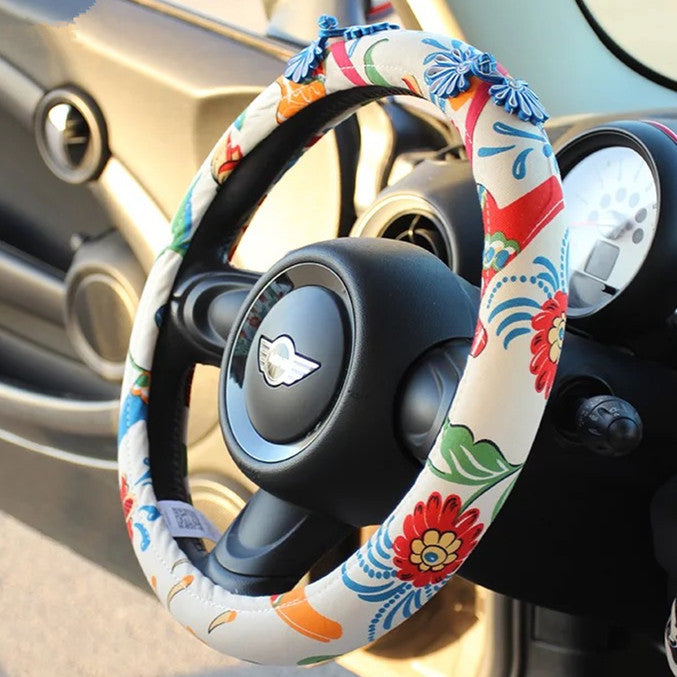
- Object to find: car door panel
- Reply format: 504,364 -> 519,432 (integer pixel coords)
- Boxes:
0,0 -> 296,583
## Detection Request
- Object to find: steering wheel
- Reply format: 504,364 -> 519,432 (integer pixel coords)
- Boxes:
118,17 -> 567,666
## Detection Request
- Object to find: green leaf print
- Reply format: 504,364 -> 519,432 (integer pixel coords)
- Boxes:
427,422 -> 522,509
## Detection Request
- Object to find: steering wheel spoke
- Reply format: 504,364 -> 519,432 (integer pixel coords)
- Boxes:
167,268 -> 259,366
199,489 -> 352,595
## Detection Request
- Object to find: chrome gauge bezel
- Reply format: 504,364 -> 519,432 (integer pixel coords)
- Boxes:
556,120 -> 677,337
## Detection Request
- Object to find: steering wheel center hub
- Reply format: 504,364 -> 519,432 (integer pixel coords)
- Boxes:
221,258 -> 354,465
242,284 -> 347,443
219,239 -> 479,525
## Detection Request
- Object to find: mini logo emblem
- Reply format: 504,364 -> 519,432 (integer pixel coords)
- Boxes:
258,335 -> 320,387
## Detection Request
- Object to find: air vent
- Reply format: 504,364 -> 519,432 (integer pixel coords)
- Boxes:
382,213 -> 448,261
351,193 -> 452,267
52,104 -> 90,167
35,88 -> 108,184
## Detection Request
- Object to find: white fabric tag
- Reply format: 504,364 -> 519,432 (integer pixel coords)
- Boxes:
157,500 -> 222,542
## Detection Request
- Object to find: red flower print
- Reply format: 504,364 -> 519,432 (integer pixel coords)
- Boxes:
120,475 -> 135,541
215,130 -> 243,183
529,290 -> 567,397
470,321 -> 488,358
393,492 -> 483,587
478,176 -> 564,287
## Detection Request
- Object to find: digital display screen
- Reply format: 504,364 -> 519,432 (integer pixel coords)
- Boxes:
584,240 -> 620,281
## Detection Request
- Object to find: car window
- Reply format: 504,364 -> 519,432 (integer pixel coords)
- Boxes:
159,0 -> 268,34
155,1 -> 399,40
581,0 -> 677,84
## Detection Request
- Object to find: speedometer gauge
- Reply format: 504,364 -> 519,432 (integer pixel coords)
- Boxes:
557,120 -> 677,337
564,146 -> 658,317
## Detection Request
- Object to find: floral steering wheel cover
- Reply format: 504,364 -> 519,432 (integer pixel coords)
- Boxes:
118,20 -> 568,666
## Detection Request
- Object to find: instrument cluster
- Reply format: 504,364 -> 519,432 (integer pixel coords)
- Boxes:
557,119 -> 677,337
350,103 -> 677,343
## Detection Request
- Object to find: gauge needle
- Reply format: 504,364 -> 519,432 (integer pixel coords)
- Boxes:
569,219 -> 624,233
598,210 -> 633,239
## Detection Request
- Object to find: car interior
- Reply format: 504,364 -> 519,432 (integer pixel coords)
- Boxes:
2,1 -> 677,675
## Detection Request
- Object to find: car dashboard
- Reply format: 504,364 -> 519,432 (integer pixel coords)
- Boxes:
354,104 -> 677,347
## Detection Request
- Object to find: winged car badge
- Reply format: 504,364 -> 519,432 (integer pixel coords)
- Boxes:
258,335 -> 320,387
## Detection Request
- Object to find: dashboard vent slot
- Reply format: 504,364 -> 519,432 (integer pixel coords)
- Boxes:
381,213 -> 449,265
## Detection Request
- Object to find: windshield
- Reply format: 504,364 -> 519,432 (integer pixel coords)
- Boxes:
581,0 -> 677,85
153,0 -> 268,33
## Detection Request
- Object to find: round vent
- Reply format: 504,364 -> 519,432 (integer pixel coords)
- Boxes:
351,193 -> 453,267
51,104 -> 90,168
35,87 -> 108,184
382,213 -> 448,261
64,231 -> 145,381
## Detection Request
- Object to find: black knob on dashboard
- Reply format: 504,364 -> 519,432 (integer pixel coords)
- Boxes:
574,395 -> 643,456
